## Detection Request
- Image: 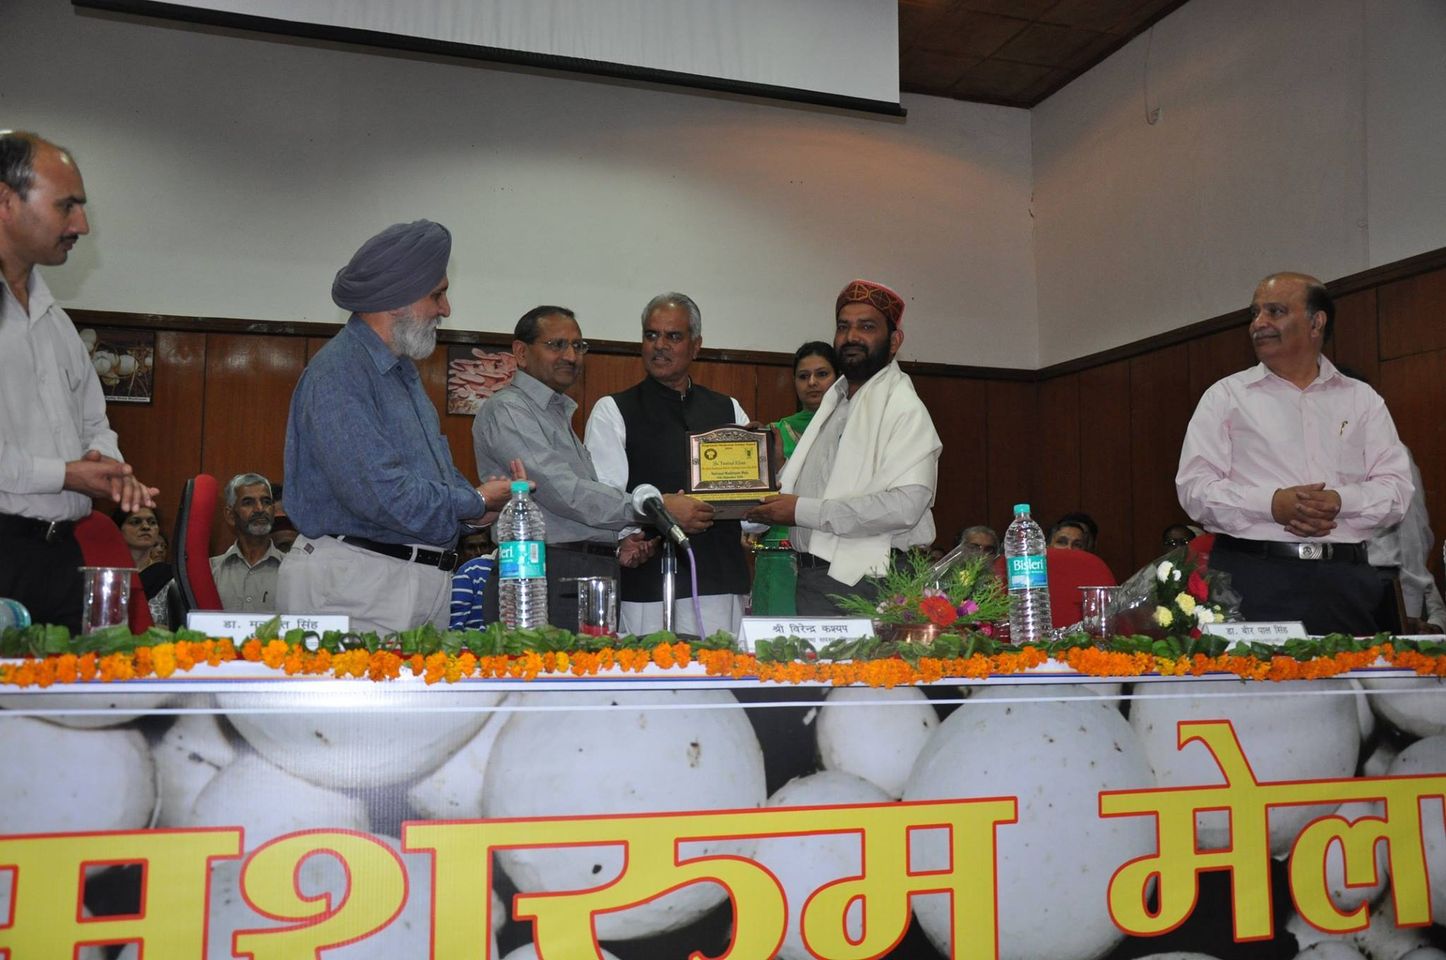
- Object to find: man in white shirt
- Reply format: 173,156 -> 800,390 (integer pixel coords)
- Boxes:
210,472 -> 285,613
748,279 -> 941,615
1176,272 -> 1413,635
584,292 -> 736,637
0,131 -> 157,631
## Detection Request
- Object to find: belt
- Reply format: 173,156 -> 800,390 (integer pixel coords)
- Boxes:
333,535 -> 458,572
551,540 -> 617,558
1215,534 -> 1368,564
795,549 -> 909,570
0,513 -> 75,543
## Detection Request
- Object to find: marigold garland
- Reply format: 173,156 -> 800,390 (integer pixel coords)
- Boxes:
4,636 -> 1446,689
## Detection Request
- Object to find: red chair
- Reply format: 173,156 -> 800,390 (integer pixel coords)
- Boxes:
73,511 -> 153,632
173,474 -> 224,614
994,548 -> 1117,629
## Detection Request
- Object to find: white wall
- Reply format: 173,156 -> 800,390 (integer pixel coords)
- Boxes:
1031,0 -> 1446,366
2,0 -> 1037,368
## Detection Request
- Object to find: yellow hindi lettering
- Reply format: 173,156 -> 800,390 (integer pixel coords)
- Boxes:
0,828 -> 240,960
408,797 -> 1015,960
1101,720 -> 1446,942
231,831 -> 408,960
798,799 -> 1017,960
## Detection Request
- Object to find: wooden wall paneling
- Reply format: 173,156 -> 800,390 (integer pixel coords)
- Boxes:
913,375 -> 988,548
1329,289 -> 1379,386
1128,344 -> 1196,575
1379,266 -> 1446,361
755,363 -> 800,427
689,360 -> 761,420
102,330 -> 206,552
1033,374 -> 1081,541
199,333 -> 306,555
1187,325 -> 1254,402
1075,361 -> 1132,580
983,380 -> 1037,537
1380,350 -> 1446,584
580,353 -> 643,431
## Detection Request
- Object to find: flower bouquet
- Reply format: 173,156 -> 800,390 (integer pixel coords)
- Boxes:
833,546 -> 1010,643
1109,546 -> 1241,640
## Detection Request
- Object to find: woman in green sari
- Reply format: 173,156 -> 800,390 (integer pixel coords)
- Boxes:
750,342 -> 838,615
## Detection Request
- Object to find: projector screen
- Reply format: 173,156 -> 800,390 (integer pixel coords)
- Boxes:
73,0 -> 903,115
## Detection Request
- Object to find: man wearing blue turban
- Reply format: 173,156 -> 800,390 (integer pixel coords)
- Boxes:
277,220 -> 524,635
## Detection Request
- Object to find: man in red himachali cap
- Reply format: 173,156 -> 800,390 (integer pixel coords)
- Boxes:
748,279 -> 942,615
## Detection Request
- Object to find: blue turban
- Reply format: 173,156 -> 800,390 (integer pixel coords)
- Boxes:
332,220 -> 452,313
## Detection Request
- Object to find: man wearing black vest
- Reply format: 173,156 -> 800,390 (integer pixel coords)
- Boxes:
585,292 -> 753,638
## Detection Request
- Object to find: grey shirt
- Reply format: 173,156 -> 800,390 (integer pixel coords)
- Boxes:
210,541 -> 285,613
473,370 -> 637,544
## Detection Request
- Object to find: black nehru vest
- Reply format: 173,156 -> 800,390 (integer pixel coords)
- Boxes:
613,377 -> 749,603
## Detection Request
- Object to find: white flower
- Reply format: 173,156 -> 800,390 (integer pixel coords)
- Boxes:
1156,561 -> 1174,583
1176,593 -> 1197,615
1195,607 -> 1217,625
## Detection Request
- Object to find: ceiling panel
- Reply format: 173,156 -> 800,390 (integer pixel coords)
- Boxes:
898,0 -> 1192,108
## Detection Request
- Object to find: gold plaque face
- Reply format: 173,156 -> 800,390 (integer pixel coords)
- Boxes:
687,427 -> 777,519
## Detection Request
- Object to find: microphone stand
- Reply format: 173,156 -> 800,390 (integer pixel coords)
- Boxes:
661,540 -> 677,634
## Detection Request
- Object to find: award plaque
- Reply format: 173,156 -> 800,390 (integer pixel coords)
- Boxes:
687,427 -> 778,519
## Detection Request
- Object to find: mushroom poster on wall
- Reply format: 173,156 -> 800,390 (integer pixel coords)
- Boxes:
79,325 -> 155,403
447,344 -> 516,415
3,680 -> 1445,960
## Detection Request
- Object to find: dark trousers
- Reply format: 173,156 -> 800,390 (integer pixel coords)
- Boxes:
1209,546 -> 1383,636
0,531 -> 84,634
483,544 -> 619,632
795,561 -> 883,616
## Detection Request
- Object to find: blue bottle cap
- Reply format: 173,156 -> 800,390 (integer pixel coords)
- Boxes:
511,480 -> 530,494
1013,503 -> 1030,515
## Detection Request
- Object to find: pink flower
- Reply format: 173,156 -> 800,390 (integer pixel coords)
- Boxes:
958,599 -> 979,616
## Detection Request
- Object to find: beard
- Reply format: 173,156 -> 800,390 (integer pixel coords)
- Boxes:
392,310 -> 440,360
243,514 -> 274,537
838,338 -> 891,383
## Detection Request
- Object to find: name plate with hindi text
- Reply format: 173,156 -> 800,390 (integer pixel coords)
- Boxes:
187,613 -> 350,641
735,616 -> 874,652
1200,621 -> 1309,645
687,426 -> 777,519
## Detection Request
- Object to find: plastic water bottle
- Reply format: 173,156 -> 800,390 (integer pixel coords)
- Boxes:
496,481 -> 548,628
1003,503 -> 1051,644
0,598 -> 31,631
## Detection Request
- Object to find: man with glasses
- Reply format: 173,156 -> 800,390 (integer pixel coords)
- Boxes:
473,305 -> 707,630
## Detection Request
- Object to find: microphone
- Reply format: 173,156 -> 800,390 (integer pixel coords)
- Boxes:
632,484 -> 690,550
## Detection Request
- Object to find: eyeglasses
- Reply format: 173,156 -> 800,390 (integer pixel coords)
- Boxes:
538,338 -> 589,355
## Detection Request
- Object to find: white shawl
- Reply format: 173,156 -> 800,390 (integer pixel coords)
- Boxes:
781,360 -> 941,585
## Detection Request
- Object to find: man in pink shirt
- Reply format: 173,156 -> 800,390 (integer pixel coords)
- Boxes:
1176,272 -> 1412,635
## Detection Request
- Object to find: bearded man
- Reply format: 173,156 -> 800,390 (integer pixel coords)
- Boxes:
209,473 -> 285,612
747,279 -> 941,615
277,220 -> 522,635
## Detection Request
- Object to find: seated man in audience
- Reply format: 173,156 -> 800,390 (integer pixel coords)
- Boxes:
957,525 -> 999,560
1177,271 -> 1412,635
747,279 -> 941,614
1049,512 -> 1098,552
210,472 -> 285,613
